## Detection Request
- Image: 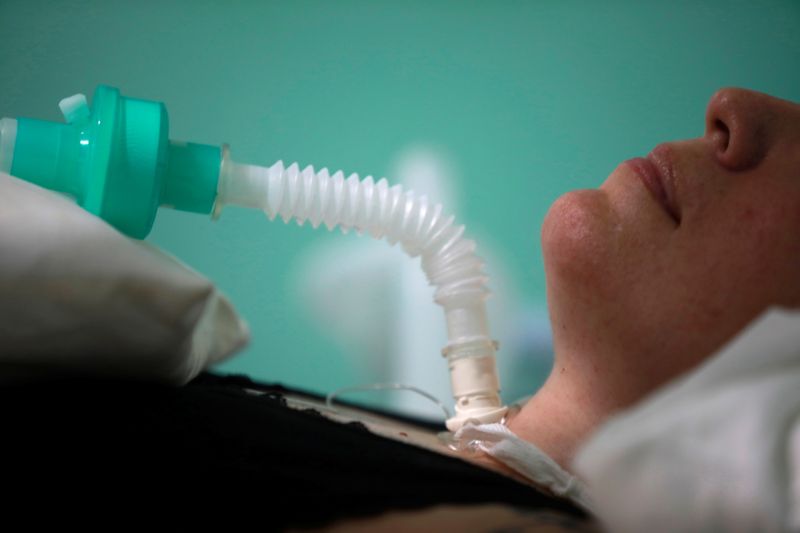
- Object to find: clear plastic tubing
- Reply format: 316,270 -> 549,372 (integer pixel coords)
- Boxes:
214,148 -> 508,431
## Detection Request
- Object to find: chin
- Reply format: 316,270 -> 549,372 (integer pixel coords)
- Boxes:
541,188 -> 614,285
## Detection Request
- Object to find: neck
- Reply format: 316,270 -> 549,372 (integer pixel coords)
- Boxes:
506,380 -> 589,470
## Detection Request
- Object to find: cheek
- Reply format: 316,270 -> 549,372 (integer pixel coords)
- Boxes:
685,196 -> 800,312
733,203 -> 800,304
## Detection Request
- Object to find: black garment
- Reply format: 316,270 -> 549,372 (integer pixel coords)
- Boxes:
2,372 -> 586,529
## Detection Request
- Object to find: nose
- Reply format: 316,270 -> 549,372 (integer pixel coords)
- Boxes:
705,88 -> 772,171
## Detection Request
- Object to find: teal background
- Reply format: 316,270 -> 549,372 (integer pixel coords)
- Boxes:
1,1 -> 798,403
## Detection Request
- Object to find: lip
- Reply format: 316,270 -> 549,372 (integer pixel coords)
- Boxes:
625,145 -> 680,224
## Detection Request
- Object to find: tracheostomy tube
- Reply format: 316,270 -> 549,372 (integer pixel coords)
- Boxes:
0,85 -> 508,431
213,150 -> 508,431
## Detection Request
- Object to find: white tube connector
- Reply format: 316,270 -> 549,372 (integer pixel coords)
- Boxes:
0,118 -> 17,174
214,149 -> 508,431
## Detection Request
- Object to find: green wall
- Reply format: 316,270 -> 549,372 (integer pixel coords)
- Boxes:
1,1 -> 798,401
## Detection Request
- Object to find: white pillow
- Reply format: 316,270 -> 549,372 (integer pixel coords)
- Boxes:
0,172 -> 249,383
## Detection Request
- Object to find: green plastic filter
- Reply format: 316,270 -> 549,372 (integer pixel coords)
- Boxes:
2,86 -> 221,238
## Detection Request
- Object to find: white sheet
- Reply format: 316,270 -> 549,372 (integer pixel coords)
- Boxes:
574,308 -> 800,532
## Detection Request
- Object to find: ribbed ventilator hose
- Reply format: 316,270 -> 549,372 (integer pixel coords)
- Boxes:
214,151 -> 508,431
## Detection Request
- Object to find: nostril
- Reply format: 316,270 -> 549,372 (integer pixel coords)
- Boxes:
713,119 -> 730,151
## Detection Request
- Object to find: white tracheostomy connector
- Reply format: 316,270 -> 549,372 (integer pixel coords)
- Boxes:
213,148 -> 508,431
0,118 -> 18,174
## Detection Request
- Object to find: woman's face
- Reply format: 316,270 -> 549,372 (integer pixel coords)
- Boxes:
542,88 -> 800,403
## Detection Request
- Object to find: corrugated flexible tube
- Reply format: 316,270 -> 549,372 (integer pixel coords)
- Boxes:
213,147 -> 508,431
